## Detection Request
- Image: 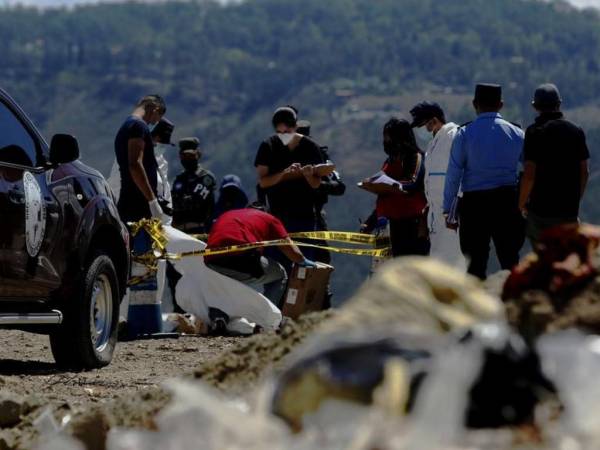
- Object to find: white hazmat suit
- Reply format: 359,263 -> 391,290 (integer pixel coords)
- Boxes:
424,122 -> 465,268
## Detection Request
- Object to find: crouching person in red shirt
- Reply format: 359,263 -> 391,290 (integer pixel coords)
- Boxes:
205,206 -> 315,307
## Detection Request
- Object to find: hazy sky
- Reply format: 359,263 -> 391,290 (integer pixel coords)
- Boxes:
3,0 -> 600,8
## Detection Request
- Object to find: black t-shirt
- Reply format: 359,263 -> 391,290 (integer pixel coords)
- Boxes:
254,135 -> 324,219
523,112 -> 590,218
114,116 -> 158,222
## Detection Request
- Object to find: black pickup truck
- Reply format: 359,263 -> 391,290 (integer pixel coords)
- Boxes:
0,88 -> 129,369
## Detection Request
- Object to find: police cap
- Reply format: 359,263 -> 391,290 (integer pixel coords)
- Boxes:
179,137 -> 200,154
474,83 -> 502,106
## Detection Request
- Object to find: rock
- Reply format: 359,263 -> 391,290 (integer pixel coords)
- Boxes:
0,391 -> 26,428
68,411 -> 110,450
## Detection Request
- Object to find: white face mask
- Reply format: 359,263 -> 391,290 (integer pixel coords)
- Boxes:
277,133 -> 295,146
415,127 -> 432,143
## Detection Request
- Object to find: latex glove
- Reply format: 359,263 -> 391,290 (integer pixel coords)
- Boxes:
298,258 -> 317,268
149,198 -> 170,225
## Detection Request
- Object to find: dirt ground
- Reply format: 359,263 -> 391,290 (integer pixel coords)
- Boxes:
0,331 -> 243,405
0,313 -> 331,450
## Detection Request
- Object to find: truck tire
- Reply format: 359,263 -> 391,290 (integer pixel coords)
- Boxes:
50,251 -> 120,369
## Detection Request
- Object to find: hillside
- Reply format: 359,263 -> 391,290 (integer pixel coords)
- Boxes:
1,0 -> 600,301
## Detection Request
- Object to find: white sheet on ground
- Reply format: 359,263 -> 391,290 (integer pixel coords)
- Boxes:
164,226 -> 282,333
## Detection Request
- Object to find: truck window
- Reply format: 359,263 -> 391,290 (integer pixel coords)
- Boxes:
0,101 -> 36,167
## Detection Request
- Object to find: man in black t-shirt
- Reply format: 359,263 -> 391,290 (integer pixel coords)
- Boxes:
254,106 -> 326,262
519,84 -> 590,245
115,95 -> 168,223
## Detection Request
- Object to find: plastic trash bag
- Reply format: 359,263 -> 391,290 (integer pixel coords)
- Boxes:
538,331 -> 600,442
107,380 -> 289,450
271,322 -> 554,438
163,226 -> 282,333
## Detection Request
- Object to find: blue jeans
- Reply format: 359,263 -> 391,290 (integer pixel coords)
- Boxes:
207,256 -> 287,306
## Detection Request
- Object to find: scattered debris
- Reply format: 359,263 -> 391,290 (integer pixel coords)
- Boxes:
503,224 -> 600,300
0,392 -> 27,428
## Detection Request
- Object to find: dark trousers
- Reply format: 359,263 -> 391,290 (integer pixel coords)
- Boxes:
459,186 -> 525,280
389,216 -> 431,257
313,210 -> 333,309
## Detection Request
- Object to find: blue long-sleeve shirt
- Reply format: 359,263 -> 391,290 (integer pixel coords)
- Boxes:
443,112 -> 524,212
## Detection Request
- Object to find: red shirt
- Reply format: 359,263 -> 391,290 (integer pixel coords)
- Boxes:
207,209 -> 289,251
376,154 -> 428,220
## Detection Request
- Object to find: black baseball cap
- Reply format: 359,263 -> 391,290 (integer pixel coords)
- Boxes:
532,83 -> 562,109
151,117 -> 174,144
297,119 -> 311,136
474,83 -> 502,106
409,102 -> 446,128
221,174 -> 243,190
179,137 -> 200,154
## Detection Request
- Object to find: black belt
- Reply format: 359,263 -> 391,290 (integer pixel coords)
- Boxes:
462,185 -> 517,199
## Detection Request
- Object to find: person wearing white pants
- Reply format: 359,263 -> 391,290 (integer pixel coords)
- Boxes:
410,102 -> 464,268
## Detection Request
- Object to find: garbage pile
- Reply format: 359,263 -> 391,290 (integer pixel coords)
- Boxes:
504,224 -> 600,339
38,225 -> 600,449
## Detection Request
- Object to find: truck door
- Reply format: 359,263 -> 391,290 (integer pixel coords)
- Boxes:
0,99 -> 61,298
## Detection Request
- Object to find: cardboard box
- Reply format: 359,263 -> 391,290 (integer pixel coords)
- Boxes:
282,262 -> 334,319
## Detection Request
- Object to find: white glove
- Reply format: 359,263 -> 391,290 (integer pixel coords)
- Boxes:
148,198 -> 170,225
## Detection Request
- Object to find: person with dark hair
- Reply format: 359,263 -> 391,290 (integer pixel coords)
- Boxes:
172,137 -> 217,234
254,106 -> 333,272
519,83 -> 590,245
444,83 -> 525,279
410,102 -> 462,266
114,94 -> 168,223
360,117 -> 430,257
214,174 -> 249,220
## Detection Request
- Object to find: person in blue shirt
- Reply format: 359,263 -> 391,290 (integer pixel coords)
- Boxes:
443,84 -> 525,279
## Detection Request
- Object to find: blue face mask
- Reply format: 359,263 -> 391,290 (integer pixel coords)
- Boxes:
148,122 -> 157,133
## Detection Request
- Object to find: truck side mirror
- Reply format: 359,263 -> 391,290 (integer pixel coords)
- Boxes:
49,134 -> 80,165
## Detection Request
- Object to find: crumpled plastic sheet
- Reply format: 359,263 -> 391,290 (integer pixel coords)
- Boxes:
164,225 -> 282,333
49,259 -> 600,450
101,335 -> 595,450
538,330 -> 600,446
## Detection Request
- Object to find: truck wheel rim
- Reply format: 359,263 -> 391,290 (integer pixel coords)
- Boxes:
90,273 -> 113,353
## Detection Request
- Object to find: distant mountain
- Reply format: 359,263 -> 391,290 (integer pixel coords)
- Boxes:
2,0 -> 599,9
568,0 -> 600,7
2,0 -> 238,6
2,0 -> 600,301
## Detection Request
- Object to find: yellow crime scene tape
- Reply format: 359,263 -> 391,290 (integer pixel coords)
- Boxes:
192,230 -> 390,247
128,220 -> 391,286
179,239 -> 390,258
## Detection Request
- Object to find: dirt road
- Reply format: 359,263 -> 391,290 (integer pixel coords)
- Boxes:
0,330 -> 243,405
0,313 -> 329,449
